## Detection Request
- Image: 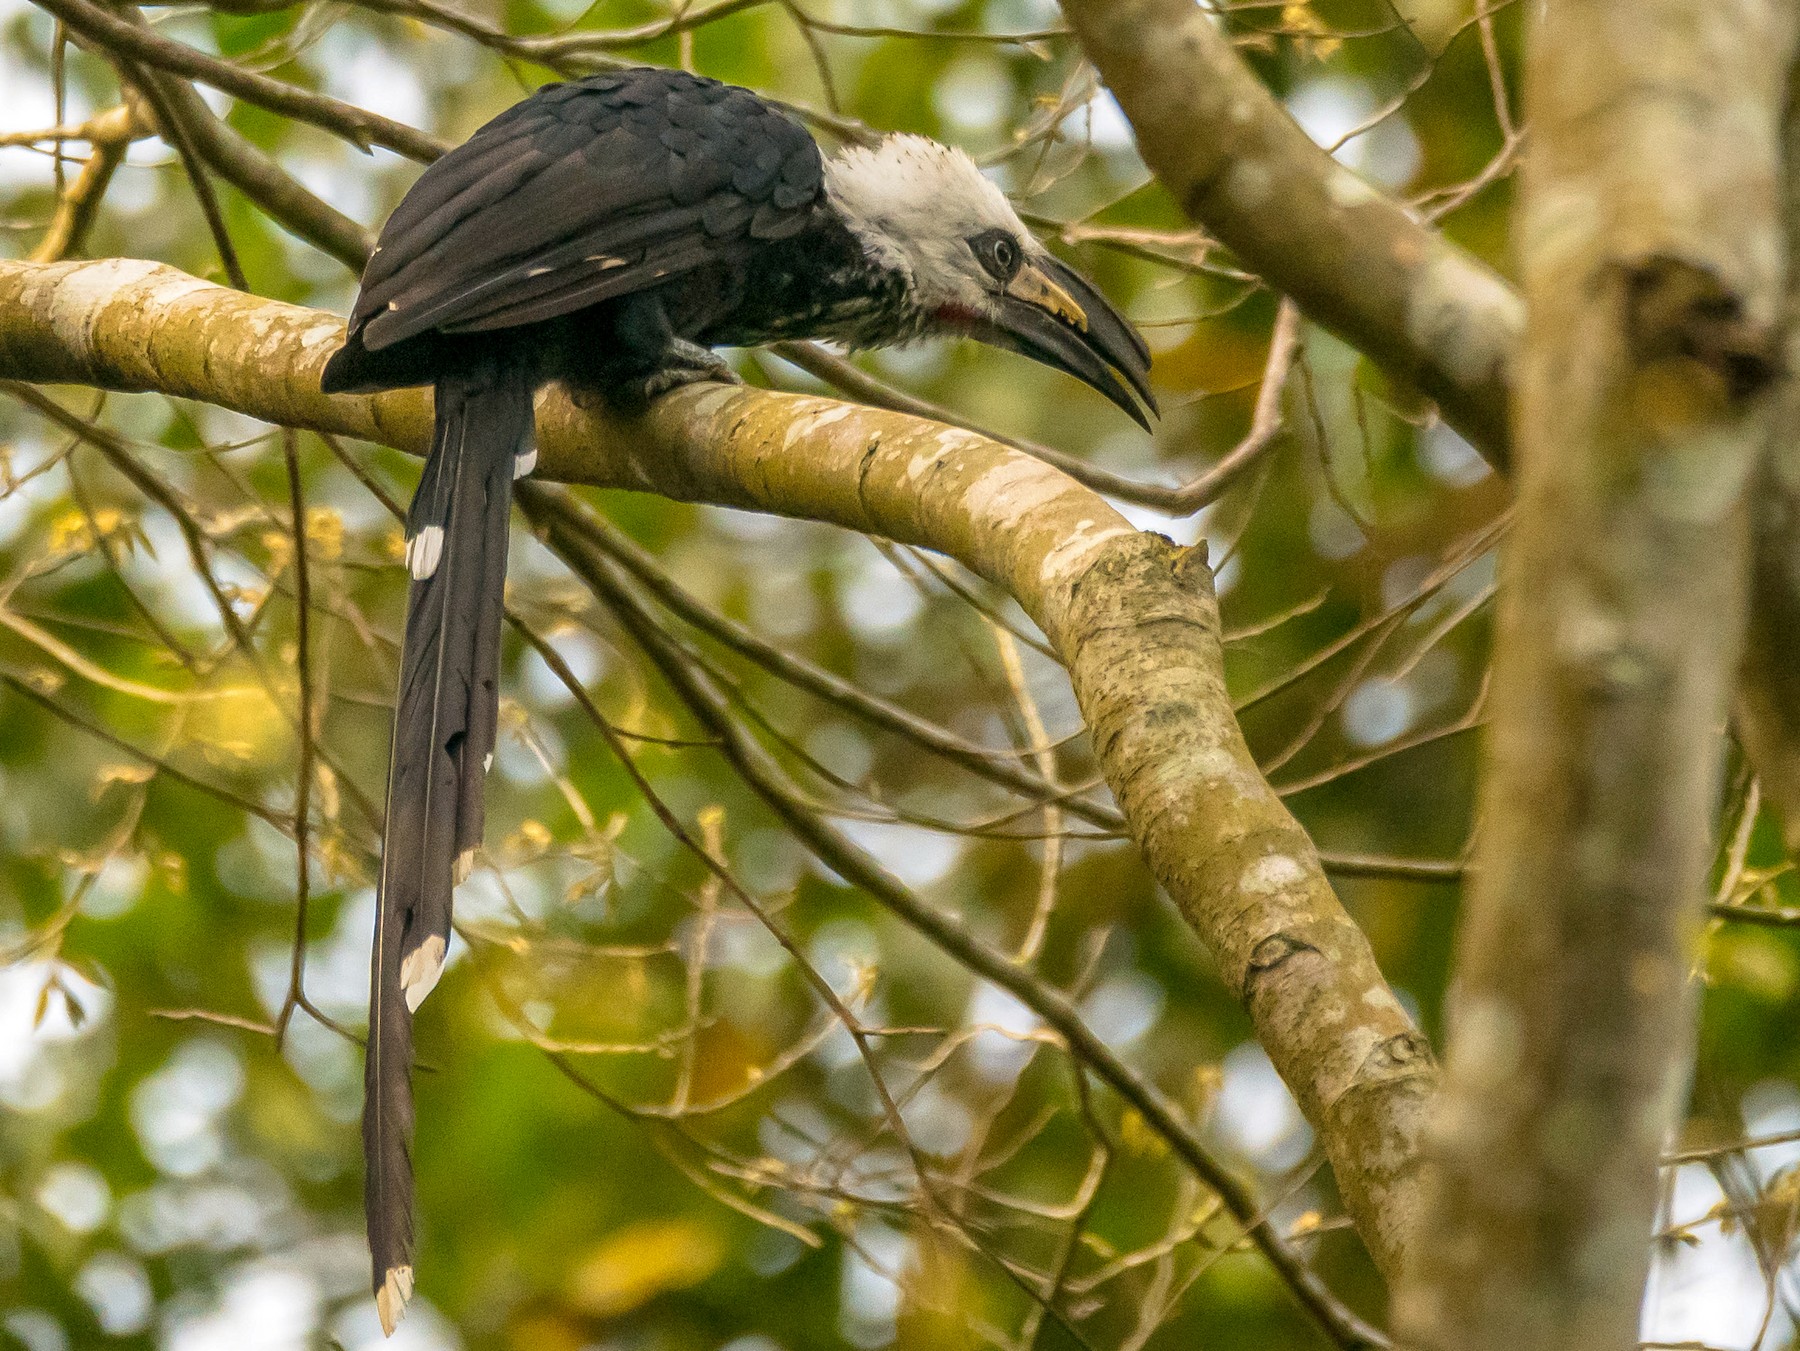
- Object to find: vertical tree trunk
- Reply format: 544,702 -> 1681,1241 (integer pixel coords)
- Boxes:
1395,3 -> 1790,1349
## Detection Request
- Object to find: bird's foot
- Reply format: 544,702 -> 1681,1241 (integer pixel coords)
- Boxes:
644,340 -> 742,397
612,341 -> 740,414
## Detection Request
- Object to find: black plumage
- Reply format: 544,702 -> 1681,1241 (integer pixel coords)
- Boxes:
326,70 -> 844,398
321,63 -> 1154,1337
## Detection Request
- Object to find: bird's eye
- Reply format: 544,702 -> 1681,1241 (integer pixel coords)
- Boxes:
971,230 -> 1023,281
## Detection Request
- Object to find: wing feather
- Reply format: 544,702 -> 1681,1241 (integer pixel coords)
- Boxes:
348,69 -> 825,351
441,237 -> 731,333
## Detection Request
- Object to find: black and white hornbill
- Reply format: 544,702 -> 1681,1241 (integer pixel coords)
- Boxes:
321,63 -> 1154,1335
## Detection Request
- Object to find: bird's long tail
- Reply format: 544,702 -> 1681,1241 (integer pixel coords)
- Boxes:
365,360 -> 534,1335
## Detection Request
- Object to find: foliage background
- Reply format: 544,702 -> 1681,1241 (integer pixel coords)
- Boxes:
1,0 -> 1796,1347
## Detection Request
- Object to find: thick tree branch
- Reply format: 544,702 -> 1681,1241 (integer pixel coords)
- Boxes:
1396,4 -> 1790,1348
1059,0 -> 1521,459
0,254 -> 1429,1281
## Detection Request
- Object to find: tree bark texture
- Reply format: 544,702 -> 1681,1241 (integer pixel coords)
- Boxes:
0,255 -> 1431,1281
1395,4 -> 1790,1349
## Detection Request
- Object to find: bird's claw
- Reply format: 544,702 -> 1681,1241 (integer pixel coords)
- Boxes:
614,341 -> 740,412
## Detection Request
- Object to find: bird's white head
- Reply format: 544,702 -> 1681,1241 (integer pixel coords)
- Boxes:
824,134 -> 1036,324
821,133 -> 1155,428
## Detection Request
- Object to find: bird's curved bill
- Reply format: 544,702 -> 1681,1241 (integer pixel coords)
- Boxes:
985,256 -> 1158,431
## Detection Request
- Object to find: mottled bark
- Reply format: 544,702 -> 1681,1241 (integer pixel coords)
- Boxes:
0,255 -> 1428,1279
1396,4 -> 1789,1349
1058,536 -> 1433,1279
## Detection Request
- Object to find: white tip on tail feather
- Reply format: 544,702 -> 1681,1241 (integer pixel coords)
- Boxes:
376,1264 -> 413,1336
400,934 -> 446,1013
513,446 -> 537,479
404,525 -> 444,580
454,848 -> 475,885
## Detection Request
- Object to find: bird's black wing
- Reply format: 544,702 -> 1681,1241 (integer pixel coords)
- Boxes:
350,69 -> 826,352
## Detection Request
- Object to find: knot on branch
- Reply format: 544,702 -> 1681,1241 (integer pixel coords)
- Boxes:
1245,931 -> 1318,982
1619,253 -> 1780,407
1360,1029 -> 1435,1079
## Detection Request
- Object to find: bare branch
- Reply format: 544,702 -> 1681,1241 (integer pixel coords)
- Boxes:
1059,0 -> 1520,459
30,0 -> 446,161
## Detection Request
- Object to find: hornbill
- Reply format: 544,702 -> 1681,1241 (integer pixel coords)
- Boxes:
321,64 -> 1154,1335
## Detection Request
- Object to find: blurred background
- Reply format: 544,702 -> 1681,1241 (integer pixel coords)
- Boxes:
2,0 -> 1798,1346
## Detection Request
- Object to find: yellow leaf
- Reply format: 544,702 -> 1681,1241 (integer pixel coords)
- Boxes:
565,1218 -> 724,1318
261,530 -> 293,573
45,505 -> 136,555
48,509 -> 92,554
314,761 -> 340,823
1279,1 -> 1340,60
305,507 -> 344,561
1119,1107 -> 1168,1157
189,683 -> 283,766
94,762 -> 156,794
508,819 -> 553,859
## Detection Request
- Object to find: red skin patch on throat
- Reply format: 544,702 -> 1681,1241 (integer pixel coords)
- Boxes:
933,302 -> 983,331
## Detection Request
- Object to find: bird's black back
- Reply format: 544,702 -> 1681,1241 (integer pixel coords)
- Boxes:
321,68 -> 867,396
